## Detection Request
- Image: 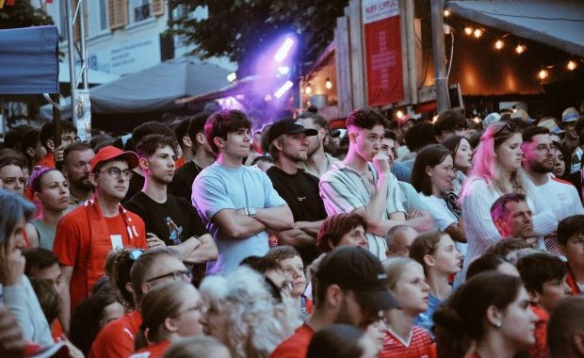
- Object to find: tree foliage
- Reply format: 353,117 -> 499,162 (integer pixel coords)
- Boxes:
0,1 -> 54,29
170,0 -> 349,75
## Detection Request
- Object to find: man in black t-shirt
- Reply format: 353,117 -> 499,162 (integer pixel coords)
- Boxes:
266,118 -> 328,264
169,112 -> 216,201
125,134 -> 218,266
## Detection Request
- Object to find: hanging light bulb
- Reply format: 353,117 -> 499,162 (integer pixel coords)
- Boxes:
304,83 -> 312,95
568,60 -> 578,71
473,28 -> 483,38
464,26 -> 473,35
494,39 -> 504,50
443,9 -> 451,17
537,69 -> 549,80
325,78 -> 332,90
395,110 -> 404,119
515,44 -> 526,54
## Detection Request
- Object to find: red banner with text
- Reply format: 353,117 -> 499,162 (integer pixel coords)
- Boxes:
362,0 -> 404,107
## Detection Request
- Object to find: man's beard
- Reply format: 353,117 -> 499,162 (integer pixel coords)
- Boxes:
530,160 -> 553,174
71,177 -> 93,191
306,139 -> 322,157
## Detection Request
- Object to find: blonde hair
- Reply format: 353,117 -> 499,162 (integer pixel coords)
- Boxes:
383,257 -> 423,291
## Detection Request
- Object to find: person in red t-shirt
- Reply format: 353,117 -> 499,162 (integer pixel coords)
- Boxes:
380,258 -> 435,358
53,146 -> 148,331
558,215 -> 584,294
433,272 -> 538,358
271,247 -> 400,358
130,281 -> 204,358
89,247 -> 193,358
517,253 -> 573,358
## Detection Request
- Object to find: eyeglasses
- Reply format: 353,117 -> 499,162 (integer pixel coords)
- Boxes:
99,167 -> 134,180
145,269 -> 192,284
524,144 -> 557,153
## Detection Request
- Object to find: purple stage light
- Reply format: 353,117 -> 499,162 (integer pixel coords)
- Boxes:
274,80 -> 293,98
274,38 -> 295,62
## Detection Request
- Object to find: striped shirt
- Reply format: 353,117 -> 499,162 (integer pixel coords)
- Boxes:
319,161 -> 406,260
379,326 -> 435,358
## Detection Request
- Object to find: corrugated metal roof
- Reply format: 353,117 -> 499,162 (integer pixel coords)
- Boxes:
448,0 -> 584,57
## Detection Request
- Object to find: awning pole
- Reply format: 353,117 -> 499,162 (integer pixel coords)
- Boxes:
430,0 -> 450,112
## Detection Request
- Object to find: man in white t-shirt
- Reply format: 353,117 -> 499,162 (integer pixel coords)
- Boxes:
522,126 -> 584,255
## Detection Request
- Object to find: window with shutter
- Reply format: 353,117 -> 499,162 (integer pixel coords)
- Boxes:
151,0 -> 164,16
108,0 -> 127,30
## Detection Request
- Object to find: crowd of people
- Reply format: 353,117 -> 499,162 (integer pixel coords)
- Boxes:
0,103 -> 584,358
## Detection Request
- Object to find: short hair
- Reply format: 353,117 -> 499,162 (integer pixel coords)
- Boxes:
522,126 -> 550,144
547,296 -> 584,357
187,112 -> 211,142
345,107 -> 386,130
557,215 -> 584,245
490,193 -> 528,224
163,336 -> 230,358
405,122 -> 436,152
434,110 -> 467,139
409,229 -> 445,274
29,278 -> 61,325
516,253 -> 567,294
131,121 -> 176,151
40,120 -> 77,150
22,248 -> 58,276
63,142 -> 93,164
484,237 -> 534,258
466,253 -> 511,280
383,129 -> 397,141
173,117 -> 192,147
385,225 -> 412,250
306,324 -> 367,358
240,255 -> 283,274
204,110 -> 251,154
298,111 -> 328,130
135,134 -> 178,158
266,245 -> 301,262
411,144 -> 452,195
316,213 -> 368,253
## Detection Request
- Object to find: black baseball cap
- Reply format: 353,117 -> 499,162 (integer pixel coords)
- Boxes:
267,118 -> 318,144
316,246 -> 400,311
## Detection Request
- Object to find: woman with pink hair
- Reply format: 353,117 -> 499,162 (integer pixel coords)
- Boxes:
459,121 -> 556,272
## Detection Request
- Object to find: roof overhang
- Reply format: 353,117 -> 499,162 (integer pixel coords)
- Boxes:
448,0 -> 584,57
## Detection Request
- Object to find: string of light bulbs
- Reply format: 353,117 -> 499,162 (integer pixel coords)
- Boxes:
443,9 -> 583,82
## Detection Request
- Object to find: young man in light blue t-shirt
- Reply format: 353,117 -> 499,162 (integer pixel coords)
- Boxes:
192,110 -> 294,274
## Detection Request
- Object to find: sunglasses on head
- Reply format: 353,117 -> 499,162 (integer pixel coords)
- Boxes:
494,121 -> 520,136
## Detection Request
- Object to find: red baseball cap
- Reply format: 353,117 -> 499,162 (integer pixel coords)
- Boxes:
90,146 -> 139,172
